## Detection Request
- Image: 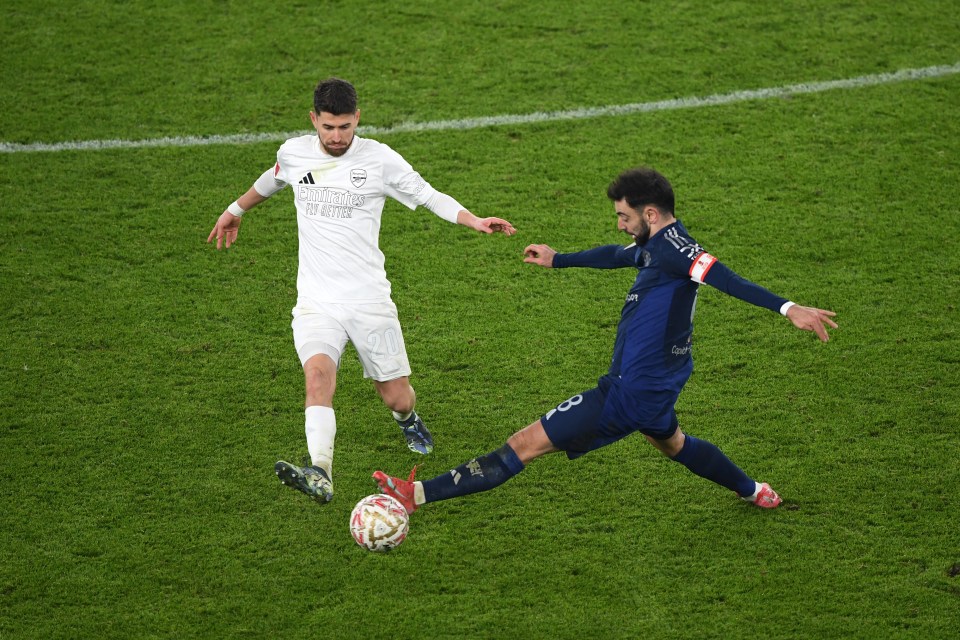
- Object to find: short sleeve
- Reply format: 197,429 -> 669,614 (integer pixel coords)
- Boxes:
274,145 -> 289,185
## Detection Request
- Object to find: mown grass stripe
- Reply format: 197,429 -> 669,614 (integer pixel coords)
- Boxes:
2,61 -> 958,154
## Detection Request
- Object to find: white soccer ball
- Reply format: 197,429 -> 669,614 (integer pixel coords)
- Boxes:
350,494 -> 409,552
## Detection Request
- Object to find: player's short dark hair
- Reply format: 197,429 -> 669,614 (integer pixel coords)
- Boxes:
313,78 -> 358,115
607,167 -> 675,214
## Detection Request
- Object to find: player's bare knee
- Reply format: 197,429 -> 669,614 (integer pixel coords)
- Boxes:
376,379 -> 415,413
507,421 -> 553,464
304,365 -> 336,404
645,430 -> 685,458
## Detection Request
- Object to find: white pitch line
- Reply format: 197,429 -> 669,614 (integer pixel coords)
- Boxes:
3,61 -> 958,154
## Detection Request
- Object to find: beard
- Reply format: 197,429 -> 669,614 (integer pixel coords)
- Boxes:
632,219 -> 651,245
320,138 -> 352,157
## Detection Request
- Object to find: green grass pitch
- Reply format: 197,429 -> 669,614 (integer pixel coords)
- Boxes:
1,1 -> 959,638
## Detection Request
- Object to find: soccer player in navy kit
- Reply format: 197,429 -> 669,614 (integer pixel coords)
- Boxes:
374,167 -> 837,513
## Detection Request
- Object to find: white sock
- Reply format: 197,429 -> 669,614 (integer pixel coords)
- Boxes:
305,405 -> 336,477
392,409 -> 414,423
413,481 -> 426,506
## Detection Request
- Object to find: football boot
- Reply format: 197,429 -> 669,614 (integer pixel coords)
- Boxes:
275,460 -> 333,504
397,412 -> 434,455
745,482 -> 782,509
372,466 -> 419,514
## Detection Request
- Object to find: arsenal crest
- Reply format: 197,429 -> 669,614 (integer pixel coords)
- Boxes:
350,169 -> 367,188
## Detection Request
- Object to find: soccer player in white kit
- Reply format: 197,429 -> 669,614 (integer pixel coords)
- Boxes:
208,78 -> 516,505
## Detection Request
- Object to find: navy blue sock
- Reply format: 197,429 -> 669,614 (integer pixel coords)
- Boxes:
671,435 -> 755,497
422,444 -> 525,503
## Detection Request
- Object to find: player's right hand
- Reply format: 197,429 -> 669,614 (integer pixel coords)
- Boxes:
523,244 -> 556,268
207,210 -> 242,250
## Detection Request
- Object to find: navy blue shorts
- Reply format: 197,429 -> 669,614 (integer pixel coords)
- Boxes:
541,376 -> 679,459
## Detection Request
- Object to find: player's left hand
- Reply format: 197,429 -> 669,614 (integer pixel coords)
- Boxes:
786,305 -> 838,342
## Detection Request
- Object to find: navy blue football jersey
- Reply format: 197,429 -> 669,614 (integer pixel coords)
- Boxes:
553,220 -> 787,391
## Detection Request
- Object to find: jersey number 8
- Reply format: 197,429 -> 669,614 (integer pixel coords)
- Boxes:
544,394 -> 583,421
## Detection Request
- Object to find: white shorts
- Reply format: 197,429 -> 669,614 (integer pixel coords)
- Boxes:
291,301 -> 412,381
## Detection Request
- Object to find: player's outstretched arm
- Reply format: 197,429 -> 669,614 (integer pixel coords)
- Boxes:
207,187 -> 269,250
523,244 -> 556,268
456,210 -> 516,236
785,304 -> 838,342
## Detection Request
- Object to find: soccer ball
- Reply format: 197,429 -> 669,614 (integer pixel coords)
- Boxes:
350,494 -> 409,552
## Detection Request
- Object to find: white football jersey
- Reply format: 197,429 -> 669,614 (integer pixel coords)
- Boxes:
270,134 -> 451,305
